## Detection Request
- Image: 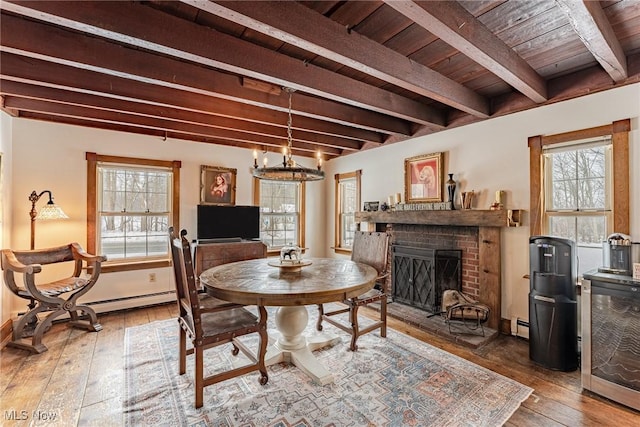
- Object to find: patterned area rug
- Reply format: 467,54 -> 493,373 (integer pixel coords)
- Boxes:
124,307 -> 532,426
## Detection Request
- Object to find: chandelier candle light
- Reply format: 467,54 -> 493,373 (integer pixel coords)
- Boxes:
252,88 -> 325,182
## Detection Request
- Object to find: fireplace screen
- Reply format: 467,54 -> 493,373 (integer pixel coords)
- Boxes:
392,246 -> 462,314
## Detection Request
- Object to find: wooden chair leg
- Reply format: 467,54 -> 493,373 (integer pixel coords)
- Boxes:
349,303 -> 359,351
380,295 -> 387,338
257,306 -> 269,385
179,326 -> 187,375
316,304 -> 324,331
11,303 -> 48,342
195,346 -> 204,409
30,309 -> 66,352
68,305 -> 102,332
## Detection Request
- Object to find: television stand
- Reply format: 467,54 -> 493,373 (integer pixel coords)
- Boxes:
197,237 -> 242,244
193,240 -> 267,283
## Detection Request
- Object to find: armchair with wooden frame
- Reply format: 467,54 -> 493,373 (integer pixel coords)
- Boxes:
169,227 -> 268,408
316,231 -> 390,351
1,243 -> 106,354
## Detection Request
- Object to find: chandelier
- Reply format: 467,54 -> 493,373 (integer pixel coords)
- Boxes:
252,88 -> 325,181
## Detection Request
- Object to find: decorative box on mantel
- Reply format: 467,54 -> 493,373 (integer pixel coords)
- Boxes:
355,209 -> 523,331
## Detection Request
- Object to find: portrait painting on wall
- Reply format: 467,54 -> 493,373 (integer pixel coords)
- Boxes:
404,152 -> 443,203
200,165 -> 237,205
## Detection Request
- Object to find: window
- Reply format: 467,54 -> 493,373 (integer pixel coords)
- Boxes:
543,140 -> 612,274
334,170 -> 361,253
529,119 -> 630,276
254,179 -> 305,251
86,153 -> 181,271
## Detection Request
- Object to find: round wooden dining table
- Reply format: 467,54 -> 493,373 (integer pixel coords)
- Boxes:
200,257 -> 377,385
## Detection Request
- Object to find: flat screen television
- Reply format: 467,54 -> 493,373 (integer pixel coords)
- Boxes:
197,205 -> 260,242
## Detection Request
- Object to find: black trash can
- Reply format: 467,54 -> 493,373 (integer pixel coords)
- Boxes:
528,236 -> 578,371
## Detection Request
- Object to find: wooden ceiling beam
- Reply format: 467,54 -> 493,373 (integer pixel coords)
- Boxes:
0,13 -> 410,137
0,52 -> 378,145
3,95 -> 342,157
0,1 -> 446,127
0,80 -> 361,152
384,0 -> 548,103
185,0 -> 490,118
19,111 -> 322,157
0,95 -> 18,116
555,0 -> 627,82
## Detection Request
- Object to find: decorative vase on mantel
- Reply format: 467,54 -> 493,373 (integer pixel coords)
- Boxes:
446,173 -> 456,210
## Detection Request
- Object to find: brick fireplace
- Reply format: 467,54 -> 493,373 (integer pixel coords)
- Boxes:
355,209 -> 518,330
389,224 -> 478,302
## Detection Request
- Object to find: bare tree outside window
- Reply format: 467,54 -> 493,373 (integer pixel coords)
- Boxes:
334,170 -> 361,253
259,181 -> 300,249
98,166 -> 172,261
544,141 -> 612,274
339,179 -> 357,248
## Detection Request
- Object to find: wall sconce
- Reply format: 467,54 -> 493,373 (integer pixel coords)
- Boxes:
29,190 -> 69,250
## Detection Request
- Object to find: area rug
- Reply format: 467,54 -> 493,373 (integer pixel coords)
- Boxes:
124,307 -> 532,426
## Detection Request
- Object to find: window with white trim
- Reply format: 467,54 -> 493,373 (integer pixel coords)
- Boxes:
543,138 -> 612,274
255,180 -> 305,250
86,153 -> 180,270
334,170 -> 361,252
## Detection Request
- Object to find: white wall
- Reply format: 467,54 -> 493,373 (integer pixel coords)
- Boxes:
7,121 -> 325,315
1,111 -> 13,325
4,83 -> 639,323
324,83 -> 640,323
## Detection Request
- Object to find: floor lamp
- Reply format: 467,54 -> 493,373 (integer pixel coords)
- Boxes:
22,190 -> 69,336
29,190 -> 68,250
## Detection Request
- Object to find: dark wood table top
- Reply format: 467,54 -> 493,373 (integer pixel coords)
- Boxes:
200,257 -> 377,306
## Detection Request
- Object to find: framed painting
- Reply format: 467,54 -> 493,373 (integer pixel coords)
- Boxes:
200,165 -> 237,205
404,152 -> 443,203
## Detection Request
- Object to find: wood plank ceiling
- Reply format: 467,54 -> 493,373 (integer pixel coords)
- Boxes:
1,1 -> 639,160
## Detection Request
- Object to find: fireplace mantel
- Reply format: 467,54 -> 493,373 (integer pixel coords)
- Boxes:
355,209 -> 521,228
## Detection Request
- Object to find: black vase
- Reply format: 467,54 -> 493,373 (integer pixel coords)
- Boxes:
446,173 -> 456,210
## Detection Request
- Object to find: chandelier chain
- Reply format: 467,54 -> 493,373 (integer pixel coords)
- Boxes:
251,87 -> 324,181
287,89 -> 293,150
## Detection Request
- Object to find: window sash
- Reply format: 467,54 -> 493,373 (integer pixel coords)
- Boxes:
258,181 -> 302,250
98,166 -> 172,214
334,170 -> 361,252
542,140 -> 613,275
338,178 -> 357,249
543,142 -> 612,213
86,152 -> 181,272
96,161 -> 173,263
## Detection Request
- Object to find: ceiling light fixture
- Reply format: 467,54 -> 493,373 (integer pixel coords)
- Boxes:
252,88 -> 325,182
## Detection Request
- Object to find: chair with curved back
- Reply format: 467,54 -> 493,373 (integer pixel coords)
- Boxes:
169,227 -> 268,408
1,243 -> 106,353
316,231 -> 390,351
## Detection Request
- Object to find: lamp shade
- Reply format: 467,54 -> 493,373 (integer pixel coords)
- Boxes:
36,203 -> 69,220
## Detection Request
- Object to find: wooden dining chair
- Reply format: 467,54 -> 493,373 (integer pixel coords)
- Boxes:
316,231 -> 390,351
169,227 -> 268,408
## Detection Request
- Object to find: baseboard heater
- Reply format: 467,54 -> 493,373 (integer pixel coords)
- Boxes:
511,317 -> 530,339
12,290 -> 176,320
86,291 -> 176,313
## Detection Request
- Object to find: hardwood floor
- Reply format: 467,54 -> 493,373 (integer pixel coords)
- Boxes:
1,303 -> 638,426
